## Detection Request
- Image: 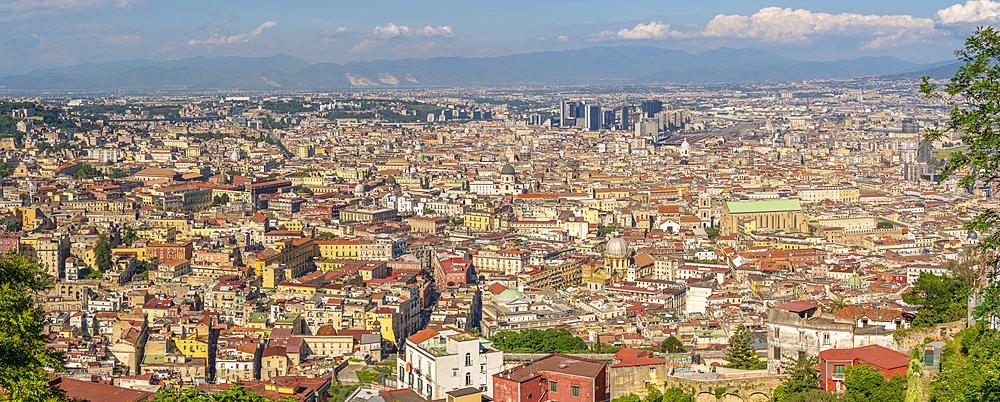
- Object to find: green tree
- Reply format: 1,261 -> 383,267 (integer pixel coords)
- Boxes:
121,226 -> 137,247
921,26 -> 1000,320
830,295 -> 851,312
929,324 -> 1000,402
772,354 -> 821,402
704,227 -> 720,238
901,272 -> 969,327
153,384 -> 296,402
660,335 -> 685,353
725,324 -> 764,370
0,253 -> 68,402
844,364 -> 905,402
660,387 -> 694,402
876,221 -> 894,229
295,187 -> 314,195
782,389 -> 846,402
94,234 -> 112,273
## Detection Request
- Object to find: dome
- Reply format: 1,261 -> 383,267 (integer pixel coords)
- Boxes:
386,176 -> 397,185
605,237 -> 630,256
680,139 -> 691,151
354,183 -> 366,195
500,163 -> 515,175
496,288 -> 524,302
500,154 -> 509,163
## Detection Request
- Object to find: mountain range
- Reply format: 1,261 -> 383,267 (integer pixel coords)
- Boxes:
0,47 -> 959,92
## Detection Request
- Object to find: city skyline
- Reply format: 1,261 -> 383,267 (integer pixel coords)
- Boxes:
1,0 -> 999,76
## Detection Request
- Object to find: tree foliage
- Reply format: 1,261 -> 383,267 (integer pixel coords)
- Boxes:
844,363 -> 905,402
920,26 -> 1000,321
772,354 -> 821,402
725,324 -> 765,370
94,234 -> 112,273
121,226 -> 137,247
611,385 -> 693,402
0,253 -> 68,402
876,221 -> 894,230
153,384 -> 296,402
489,328 -> 588,353
901,272 -> 969,327
660,336 -> 685,353
930,323 -> 1000,402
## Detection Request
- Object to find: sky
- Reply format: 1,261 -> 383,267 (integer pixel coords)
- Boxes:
0,0 -> 997,75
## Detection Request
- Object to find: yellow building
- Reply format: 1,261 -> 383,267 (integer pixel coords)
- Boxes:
12,207 -> 47,231
463,210 -> 495,231
279,221 -> 304,231
315,240 -> 361,259
173,334 -> 210,359
137,227 -> 177,243
253,238 -> 316,288
150,218 -> 190,235
366,307 -> 401,345
113,246 -> 148,262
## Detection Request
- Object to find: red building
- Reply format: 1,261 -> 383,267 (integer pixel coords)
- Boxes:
147,242 -> 194,262
819,345 -> 908,391
435,256 -> 473,290
0,233 -> 19,255
492,354 -> 607,402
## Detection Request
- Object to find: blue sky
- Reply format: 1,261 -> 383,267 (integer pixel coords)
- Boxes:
0,0 -> 996,75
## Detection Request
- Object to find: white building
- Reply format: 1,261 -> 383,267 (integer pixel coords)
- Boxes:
397,328 -> 503,400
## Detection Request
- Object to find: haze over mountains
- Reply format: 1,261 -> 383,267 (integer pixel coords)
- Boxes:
0,46 -> 958,92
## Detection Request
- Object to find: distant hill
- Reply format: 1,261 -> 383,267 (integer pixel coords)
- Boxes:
0,47 -> 948,92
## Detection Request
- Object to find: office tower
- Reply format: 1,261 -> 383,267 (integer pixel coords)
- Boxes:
902,118 -> 919,134
640,100 -> 662,118
636,118 -> 659,138
603,110 -> 615,130
620,106 -> 631,131
917,139 -> 932,163
560,100 -> 581,128
584,103 -> 601,131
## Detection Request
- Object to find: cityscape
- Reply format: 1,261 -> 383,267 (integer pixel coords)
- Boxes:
2,1 -> 1000,402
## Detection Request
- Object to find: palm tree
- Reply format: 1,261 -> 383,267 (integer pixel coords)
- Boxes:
830,295 -> 851,312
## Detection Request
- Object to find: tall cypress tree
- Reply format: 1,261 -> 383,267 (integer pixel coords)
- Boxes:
94,234 -> 112,273
724,324 -> 760,369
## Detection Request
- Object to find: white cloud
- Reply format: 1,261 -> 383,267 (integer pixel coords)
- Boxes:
322,27 -> 349,43
352,39 -> 384,52
415,25 -> 455,37
187,20 -> 276,46
371,23 -> 455,39
701,7 -> 942,48
251,21 -> 276,36
587,21 -> 684,41
535,36 -> 548,42
373,23 -> 410,39
937,0 -> 1000,24
556,35 -> 570,42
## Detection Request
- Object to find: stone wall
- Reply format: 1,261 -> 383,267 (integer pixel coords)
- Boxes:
655,374 -> 786,402
895,320 -> 967,354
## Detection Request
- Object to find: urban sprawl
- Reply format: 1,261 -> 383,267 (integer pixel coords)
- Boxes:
0,76 -> 975,402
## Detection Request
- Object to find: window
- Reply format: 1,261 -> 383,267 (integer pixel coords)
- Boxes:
572,386 -> 579,397
551,381 -> 557,392
466,372 -> 472,386
774,347 -> 781,360
466,353 -> 472,366
774,327 -> 780,338
453,368 -> 458,377
835,365 -> 845,376
823,333 -> 830,344
798,331 -> 804,343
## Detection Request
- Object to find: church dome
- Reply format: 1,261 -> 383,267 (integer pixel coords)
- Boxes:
605,237 -> 630,256
496,288 -> 524,302
500,163 -> 515,175
354,183 -> 366,196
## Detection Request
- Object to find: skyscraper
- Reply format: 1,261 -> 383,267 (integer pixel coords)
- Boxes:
620,106 -> 630,131
584,103 -> 601,131
640,100 -> 662,118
